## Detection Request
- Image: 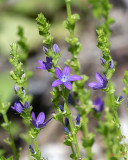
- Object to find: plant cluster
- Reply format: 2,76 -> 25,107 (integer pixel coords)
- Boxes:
0,0 -> 128,160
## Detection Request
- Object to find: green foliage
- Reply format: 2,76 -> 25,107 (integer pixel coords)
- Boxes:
1,0 -> 128,160
88,0 -> 112,19
0,156 -> 13,160
36,13 -> 53,46
17,26 -> 29,65
9,37 -> 43,159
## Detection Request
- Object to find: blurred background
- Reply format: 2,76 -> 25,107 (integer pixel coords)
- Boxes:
0,0 -> 128,159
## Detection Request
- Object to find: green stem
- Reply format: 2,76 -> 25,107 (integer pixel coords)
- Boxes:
3,113 -> 19,160
80,94 -> 92,160
66,0 -> 72,20
33,137 -> 42,160
64,99 -> 81,158
71,144 -> 75,155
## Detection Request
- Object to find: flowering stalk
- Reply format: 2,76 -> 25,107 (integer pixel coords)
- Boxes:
62,86 -> 81,159
9,43 -> 45,160
64,0 -> 81,74
88,0 -> 127,159
36,13 -> 82,159
0,100 -> 20,160
64,0 -> 94,159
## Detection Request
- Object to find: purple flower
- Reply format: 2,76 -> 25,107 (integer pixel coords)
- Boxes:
24,101 -> 30,109
93,97 -> 104,112
13,85 -> 19,93
43,46 -> 48,53
117,96 -> 123,103
53,44 -> 59,54
11,101 -> 23,113
88,72 -> 108,90
59,105 -> 64,112
109,59 -> 114,69
22,87 -> 26,95
29,145 -> 35,154
30,111 -> 52,129
52,66 -> 82,90
65,118 -> 69,126
68,93 -> 74,104
100,58 -> 106,64
64,127 -> 69,134
76,114 -> 80,126
11,100 -> 30,113
36,57 -> 52,70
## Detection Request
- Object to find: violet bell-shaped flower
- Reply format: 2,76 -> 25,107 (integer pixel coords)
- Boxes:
88,72 -> 108,90
117,96 -> 123,103
13,85 -> 19,93
22,87 -> 26,95
68,93 -> 74,104
65,118 -> 69,126
52,66 -> 82,90
29,145 -> 35,154
64,127 -> 69,134
36,57 -> 52,70
11,100 -> 30,113
53,44 -> 59,54
24,101 -> 30,109
76,114 -> 80,126
43,46 -> 48,53
30,111 -> 52,129
59,105 -> 64,112
93,97 -> 104,112
11,101 -> 23,113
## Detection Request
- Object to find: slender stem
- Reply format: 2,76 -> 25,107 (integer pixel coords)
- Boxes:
33,137 -> 39,153
66,0 -> 72,20
64,100 -> 81,158
3,113 -> 19,160
71,144 -> 75,155
80,94 -> 92,159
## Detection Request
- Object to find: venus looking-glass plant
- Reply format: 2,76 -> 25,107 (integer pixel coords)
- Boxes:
0,0 -> 128,160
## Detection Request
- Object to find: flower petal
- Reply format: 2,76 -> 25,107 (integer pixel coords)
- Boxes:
100,58 -> 106,64
103,74 -> 107,82
52,80 -> 63,87
24,101 -> 30,109
96,72 -> 104,84
29,145 -> 35,154
62,66 -> 70,76
46,57 -> 52,63
95,97 -> 102,105
43,46 -> 48,52
31,112 -> 36,121
53,44 -> 59,54
36,60 -> 46,70
45,117 -> 52,124
69,75 -> 82,81
38,117 -> 52,128
55,67 -> 62,79
30,120 -> 37,128
11,106 -> 15,110
15,102 -> 23,113
64,81 -> 72,90
88,82 -> 102,90
37,112 -> 45,125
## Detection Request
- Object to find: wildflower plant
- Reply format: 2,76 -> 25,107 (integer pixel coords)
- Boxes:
1,0 -> 128,160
